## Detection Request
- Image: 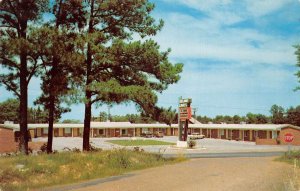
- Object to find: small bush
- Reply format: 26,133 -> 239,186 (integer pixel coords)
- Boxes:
89,142 -> 102,152
133,146 -> 140,152
40,143 -> 47,153
187,140 -> 196,148
72,148 -> 81,153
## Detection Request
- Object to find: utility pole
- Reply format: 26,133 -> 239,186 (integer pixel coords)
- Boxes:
193,107 -> 198,123
107,104 -> 112,122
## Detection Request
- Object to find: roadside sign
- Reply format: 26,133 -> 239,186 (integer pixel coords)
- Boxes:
284,133 -> 294,143
179,107 -> 192,121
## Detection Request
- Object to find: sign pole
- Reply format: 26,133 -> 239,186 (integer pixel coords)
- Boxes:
178,96 -> 182,141
284,133 -> 294,156
177,98 -> 192,146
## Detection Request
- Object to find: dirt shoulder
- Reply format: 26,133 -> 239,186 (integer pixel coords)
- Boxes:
70,157 -> 293,191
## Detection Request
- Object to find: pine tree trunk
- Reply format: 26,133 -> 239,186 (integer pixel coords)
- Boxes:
83,94 -> 92,151
19,22 -> 29,155
19,50 -> 29,154
46,0 -> 63,154
83,43 -> 93,151
47,90 -> 55,153
83,0 -> 94,152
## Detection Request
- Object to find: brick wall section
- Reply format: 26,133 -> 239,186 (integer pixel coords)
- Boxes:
279,127 -> 300,146
0,127 -> 18,153
255,138 -> 278,145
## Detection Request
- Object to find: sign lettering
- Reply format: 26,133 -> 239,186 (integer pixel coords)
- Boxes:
284,133 -> 294,143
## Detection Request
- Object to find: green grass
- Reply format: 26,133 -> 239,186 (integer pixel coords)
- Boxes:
0,150 -> 184,191
275,150 -> 300,191
276,150 -> 300,166
107,139 -> 175,146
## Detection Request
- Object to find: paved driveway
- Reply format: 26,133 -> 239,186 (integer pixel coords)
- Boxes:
47,157 -> 296,191
33,136 -> 299,155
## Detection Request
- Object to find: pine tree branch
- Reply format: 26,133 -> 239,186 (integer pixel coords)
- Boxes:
0,15 -> 18,29
26,56 -> 40,85
0,56 -> 20,70
0,77 -> 20,97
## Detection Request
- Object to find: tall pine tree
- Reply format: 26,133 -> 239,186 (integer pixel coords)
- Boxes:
79,0 -> 182,151
32,0 -> 85,153
0,0 -> 49,154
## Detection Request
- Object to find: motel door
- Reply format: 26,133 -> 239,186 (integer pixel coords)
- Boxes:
115,129 -> 120,137
54,129 -> 59,137
244,130 -> 250,141
232,130 -> 239,140
211,129 -> 218,138
252,131 -> 257,141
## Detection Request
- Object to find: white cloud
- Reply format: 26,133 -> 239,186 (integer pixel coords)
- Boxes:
245,0 -> 293,18
154,12 -> 297,66
162,0 -> 294,26
152,1 -> 300,116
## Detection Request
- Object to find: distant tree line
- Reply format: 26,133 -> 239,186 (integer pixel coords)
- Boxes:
2,98 -> 300,127
93,112 -> 157,124
196,104 -> 300,126
90,104 -> 300,127
0,99 -> 48,124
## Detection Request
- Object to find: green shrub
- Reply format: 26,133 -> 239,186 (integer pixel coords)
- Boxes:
40,143 -> 47,153
187,140 -> 196,148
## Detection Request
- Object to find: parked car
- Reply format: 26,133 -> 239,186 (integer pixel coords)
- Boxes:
153,131 -> 164,138
188,133 -> 205,140
141,131 -> 153,138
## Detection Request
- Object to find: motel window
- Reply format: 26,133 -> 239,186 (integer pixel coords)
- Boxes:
221,130 -> 225,136
272,131 -> 277,139
254,131 -> 257,138
79,128 -> 83,135
43,128 -> 48,134
65,128 -> 71,134
142,128 -> 147,133
99,129 -> 104,135
122,129 -> 127,135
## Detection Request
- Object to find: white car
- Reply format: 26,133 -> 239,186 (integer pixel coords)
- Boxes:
188,133 -> 205,140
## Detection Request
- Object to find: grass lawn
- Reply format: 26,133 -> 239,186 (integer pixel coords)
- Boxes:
107,139 -> 175,146
276,150 -> 300,166
275,150 -> 300,190
0,150 -> 184,191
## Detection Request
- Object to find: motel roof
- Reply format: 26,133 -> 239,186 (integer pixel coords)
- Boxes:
0,122 -> 299,131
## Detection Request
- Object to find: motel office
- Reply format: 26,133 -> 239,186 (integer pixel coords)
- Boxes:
1,122 -> 300,145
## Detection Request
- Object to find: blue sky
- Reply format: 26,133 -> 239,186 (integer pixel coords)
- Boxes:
1,0 -> 300,121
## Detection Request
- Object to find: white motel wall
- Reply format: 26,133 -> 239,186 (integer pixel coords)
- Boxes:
1,122 -> 300,145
